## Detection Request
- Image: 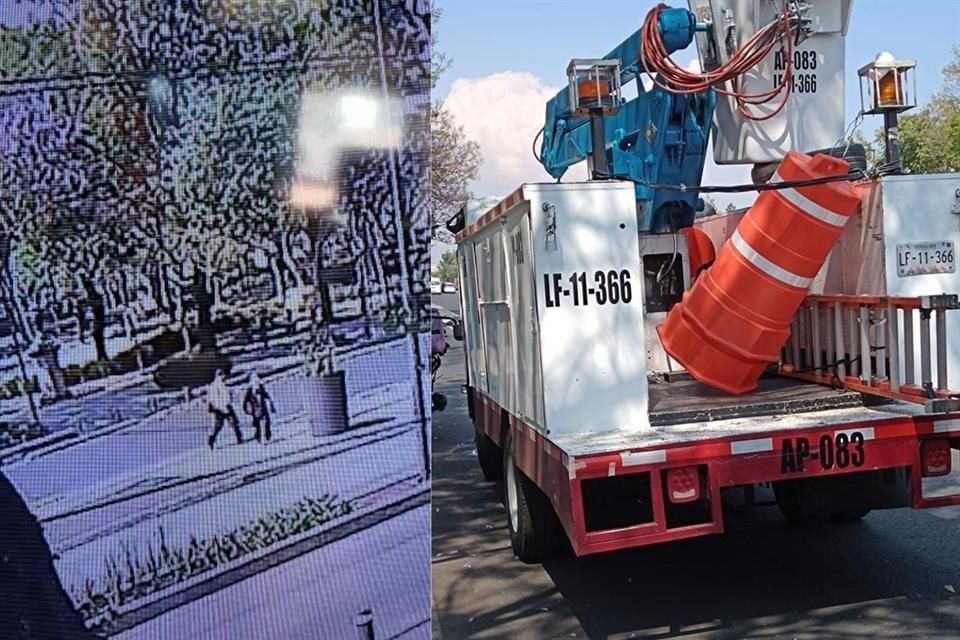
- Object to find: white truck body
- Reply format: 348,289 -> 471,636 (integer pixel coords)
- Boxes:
459,182 -> 651,439
456,176 -> 960,561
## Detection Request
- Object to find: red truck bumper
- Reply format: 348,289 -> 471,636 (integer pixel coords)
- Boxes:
470,389 -> 960,557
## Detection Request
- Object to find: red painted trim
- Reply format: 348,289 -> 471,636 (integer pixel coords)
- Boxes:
455,186 -> 527,244
465,386 -> 960,556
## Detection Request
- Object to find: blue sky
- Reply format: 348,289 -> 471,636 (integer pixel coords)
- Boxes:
432,0 -> 960,260
435,0 -> 960,108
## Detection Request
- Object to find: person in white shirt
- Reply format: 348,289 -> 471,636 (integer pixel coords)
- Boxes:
207,369 -> 243,448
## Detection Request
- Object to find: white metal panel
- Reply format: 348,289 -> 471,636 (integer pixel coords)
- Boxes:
527,182 -> 650,437
503,210 -> 546,429
474,224 -> 517,413
690,0 -> 850,164
879,174 -> 960,391
457,242 -> 487,393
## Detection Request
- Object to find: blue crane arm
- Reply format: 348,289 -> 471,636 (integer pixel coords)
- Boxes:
539,6 -> 716,232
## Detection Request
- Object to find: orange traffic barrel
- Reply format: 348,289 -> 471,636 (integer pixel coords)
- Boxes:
658,151 -> 861,395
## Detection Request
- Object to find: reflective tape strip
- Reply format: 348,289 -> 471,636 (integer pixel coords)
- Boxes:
771,171 -> 848,228
620,450 -> 667,467
730,230 -> 813,289
934,419 -> 960,434
731,438 -> 774,455
608,462 -> 616,477
836,427 -> 875,441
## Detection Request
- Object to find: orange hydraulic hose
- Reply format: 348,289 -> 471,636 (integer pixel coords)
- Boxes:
639,1 -> 796,121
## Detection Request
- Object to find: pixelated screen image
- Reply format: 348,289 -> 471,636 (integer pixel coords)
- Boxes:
0,0 -> 431,637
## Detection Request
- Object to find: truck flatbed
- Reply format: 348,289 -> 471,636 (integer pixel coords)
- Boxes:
550,376 -> 927,457
649,376 -> 871,426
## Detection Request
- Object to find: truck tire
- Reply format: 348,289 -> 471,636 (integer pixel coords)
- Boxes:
774,481 -> 871,525
772,481 -> 822,526
475,428 -> 503,480
807,143 -> 869,174
503,432 -> 557,563
829,508 -> 871,523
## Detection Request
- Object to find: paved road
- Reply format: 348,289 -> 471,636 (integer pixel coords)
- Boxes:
431,293 -> 460,317
116,505 -> 431,640
6,336 -> 420,506
432,343 -> 960,640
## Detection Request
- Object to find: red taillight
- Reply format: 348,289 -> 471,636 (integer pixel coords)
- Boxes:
666,466 -> 701,504
921,439 -> 951,477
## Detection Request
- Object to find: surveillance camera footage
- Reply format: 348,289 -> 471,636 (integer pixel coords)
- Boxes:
0,1 -> 431,638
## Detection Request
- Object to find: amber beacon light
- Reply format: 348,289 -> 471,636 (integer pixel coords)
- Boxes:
857,52 -> 916,172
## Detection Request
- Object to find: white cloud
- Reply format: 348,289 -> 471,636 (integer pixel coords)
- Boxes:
444,71 -> 587,197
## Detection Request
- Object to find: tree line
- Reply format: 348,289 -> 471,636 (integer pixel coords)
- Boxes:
0,0 -> 431,370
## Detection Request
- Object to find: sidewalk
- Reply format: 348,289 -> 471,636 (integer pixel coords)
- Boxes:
0,331 -> 417,450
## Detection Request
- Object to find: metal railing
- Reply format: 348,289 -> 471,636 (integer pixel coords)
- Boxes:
780,294 -> 960,410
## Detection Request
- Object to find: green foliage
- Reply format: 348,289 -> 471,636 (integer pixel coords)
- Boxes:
0,376 -> 38,399
0,420 -> 42,448
72,493 -> 353,624
434,250 -> 458,283
302,324 -> 339,376
82,360 -> 113,381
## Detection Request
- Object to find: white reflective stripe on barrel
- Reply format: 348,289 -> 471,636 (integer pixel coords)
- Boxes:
770,171 -> 848,228
730,230 -> 813,289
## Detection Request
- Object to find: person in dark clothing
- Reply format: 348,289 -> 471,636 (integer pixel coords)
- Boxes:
242,372 -> 275,442
207,369 -> 243,449
0,471 -> 98,639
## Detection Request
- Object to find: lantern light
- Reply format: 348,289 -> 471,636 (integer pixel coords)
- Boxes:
857,52 -> 916,115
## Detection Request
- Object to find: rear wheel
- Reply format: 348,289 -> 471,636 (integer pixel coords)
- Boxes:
828,507 -> 871,523
773,481 -> 822,526
503,433 -> 557,563
475,428 -> 502,480
774,481 -> 871,525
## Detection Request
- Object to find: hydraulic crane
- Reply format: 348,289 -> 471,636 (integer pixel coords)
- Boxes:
538,6 -> 715,233
537,2 -> 816,233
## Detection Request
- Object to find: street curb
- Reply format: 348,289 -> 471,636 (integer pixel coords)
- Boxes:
0,428 -> 78,463
96,487 -> 431,637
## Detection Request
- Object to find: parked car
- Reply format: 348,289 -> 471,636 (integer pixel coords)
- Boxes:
431,277 -> 442,294
442,282 -> 457,293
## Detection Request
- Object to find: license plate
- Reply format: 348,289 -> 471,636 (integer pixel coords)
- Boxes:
896,241 -> 956,277
780,431 -> 866,474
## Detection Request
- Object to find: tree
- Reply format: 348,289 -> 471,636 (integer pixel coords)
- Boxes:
432,106 -> 482,242
725,202 -> 738,212
874,47 -> 960,173
434,250 -> 458,283
1,0 -> 429,372
430,10 -> 481,243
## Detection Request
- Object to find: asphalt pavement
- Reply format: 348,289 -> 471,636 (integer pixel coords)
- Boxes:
431,340 -> 960,640
431,293 -> 460,317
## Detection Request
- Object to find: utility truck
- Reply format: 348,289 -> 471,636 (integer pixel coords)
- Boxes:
448,0 -> 960,562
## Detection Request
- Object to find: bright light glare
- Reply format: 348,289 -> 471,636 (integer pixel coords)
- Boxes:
340,95 -> 378,130
148,76 -> 170,101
